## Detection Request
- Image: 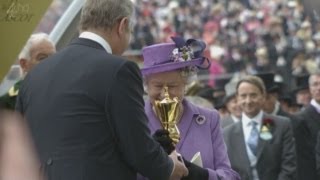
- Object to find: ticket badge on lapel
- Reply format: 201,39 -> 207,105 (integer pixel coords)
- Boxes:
260,125 -> 272,140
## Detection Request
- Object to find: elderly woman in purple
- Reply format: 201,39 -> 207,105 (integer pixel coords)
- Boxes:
138,37 -> 240,180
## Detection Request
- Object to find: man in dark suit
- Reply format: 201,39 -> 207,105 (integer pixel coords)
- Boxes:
223,75 -> 297,180
293,74 -> 311,108
256,73 -> 291,118
316,132 -> 320,179
15,0 -> 188,180
295,72 -> 320,180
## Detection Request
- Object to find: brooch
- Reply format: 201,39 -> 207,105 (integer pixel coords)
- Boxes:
195,115 -> 206,125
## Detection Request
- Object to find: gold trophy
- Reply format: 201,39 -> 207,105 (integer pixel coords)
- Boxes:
154,86 -> 181,145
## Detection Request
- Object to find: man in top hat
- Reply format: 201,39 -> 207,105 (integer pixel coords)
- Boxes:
0,33 -> 56,110
278,94 -> 303,115
293,74 -> 312,108
295,72 -> 320,180
256,73 -> 292,118
212,76 -> 232,99
220,80 -> 242,128
223,75 -> 297,180
212,76 -> 232,116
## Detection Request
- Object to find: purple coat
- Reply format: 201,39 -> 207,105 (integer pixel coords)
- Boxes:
138,99 -> 240,180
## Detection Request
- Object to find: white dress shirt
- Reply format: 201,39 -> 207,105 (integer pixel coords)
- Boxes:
79,32 -> 112,54
311,99 -> 320,114
242,110 -> 264,180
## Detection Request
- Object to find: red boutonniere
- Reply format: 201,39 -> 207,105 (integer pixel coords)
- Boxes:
260,118 -> 274,140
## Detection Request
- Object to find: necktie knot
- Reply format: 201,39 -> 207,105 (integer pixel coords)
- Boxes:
250,121 -> 258,127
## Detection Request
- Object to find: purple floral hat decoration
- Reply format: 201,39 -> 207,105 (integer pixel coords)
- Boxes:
141,37 -> 210,75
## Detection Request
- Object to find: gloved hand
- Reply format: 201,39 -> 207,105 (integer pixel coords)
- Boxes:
181,158 -> 209,180
152,129 -> 175,154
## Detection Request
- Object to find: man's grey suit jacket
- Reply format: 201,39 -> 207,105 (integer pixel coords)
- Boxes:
223,113 -> 297,180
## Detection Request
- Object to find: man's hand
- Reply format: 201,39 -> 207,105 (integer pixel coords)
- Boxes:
169,151 -> 188,180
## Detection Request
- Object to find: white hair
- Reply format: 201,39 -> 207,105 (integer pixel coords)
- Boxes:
143,68 -> 198,93
18,33 -> 53,60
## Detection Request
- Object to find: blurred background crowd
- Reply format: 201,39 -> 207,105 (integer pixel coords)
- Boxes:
130,0 -> 320,86
126,0 -> 320,112
2,0 -> 320,110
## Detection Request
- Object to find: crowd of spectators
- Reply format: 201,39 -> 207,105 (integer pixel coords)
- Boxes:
130,0 -> 320,92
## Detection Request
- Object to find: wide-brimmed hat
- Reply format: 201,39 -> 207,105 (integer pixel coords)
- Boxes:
141,37 -> 209,75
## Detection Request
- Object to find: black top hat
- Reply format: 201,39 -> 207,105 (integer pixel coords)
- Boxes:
196,87 -> 215,104
293,74 -> 309,94
255,73 -> 279,93
213,76 -> 232,92
213,96 -> 226,110
279,94 -> 303,108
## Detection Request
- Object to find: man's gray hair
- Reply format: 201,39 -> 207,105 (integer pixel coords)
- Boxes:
18,33 -> 52,60
309,70 -> 320,85
79,0 -> 134,31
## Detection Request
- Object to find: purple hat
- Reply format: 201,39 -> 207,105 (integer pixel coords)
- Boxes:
141,37 -> 209,75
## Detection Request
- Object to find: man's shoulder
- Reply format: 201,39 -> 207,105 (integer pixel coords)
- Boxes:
264,114 -> 291,128
186,100 -> 220,121
223,120 -> 241,135
0,80 -> 22,110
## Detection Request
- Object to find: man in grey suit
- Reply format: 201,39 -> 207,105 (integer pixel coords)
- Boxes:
223,75 -> 297,180
15,0 -> 188,180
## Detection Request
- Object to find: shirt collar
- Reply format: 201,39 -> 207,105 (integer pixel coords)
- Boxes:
242,110 -> 264,127
79,32 -> 112,54
231,115 -> 240,123
310,99 -> 320,114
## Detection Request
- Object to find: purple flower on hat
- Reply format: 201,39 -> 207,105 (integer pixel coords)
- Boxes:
141,36 -> 210,75
195,115 -> 206,125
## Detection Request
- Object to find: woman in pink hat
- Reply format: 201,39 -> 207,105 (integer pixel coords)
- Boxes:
138,37 -> 240,180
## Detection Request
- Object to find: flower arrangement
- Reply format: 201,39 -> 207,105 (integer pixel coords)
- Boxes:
260,118 -> 274,140
171,46 -> 194,62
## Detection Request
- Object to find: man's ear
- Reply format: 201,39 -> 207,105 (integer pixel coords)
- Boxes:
19,58 -> 28,72
117,17 -> 129,36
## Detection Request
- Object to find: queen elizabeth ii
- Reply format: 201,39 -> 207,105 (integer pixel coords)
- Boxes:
138,37 -> 240,180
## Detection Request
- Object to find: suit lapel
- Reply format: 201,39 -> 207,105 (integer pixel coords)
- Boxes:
176,100 -> 197,151
256,113 -> 273,160
232,122 -> 251,170
305,105 -> 320,128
